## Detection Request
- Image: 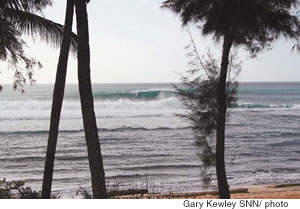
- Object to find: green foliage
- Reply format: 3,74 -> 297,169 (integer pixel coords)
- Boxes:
175,31 -> 240,188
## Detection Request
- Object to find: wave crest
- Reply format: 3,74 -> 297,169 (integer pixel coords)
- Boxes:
231,103 -> 300,109
94,89 -> 177,100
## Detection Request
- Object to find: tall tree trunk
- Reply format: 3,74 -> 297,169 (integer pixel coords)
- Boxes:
75,0 -> 107,199
41,0 -> 75,199
216,33 -> 233,199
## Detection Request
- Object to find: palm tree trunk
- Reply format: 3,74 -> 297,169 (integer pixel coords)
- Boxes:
41,0 -> 75,199
216,33 -> 233,199
75,0 -> 107,199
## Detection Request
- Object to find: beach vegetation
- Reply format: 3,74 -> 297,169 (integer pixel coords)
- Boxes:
76,187 -> 93,199
175,30 -> 240,190
0,179 -> 40,199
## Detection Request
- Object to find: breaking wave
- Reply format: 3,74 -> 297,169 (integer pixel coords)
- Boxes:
230,103 -> 300,109
93,89 -> 177,100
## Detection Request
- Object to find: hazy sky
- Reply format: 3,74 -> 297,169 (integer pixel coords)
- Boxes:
1,0 -> 300,84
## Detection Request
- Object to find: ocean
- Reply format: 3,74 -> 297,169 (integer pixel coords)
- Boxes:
0,82 -> 299,195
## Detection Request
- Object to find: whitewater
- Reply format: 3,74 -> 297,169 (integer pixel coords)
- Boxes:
0,82 -> 299,195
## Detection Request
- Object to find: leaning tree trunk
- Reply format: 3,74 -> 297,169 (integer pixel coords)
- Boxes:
75,0 -> 107,199
42,0 -> 75,199
215,33 -> 233,199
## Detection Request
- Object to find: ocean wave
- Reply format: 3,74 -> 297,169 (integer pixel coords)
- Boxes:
266,132 -> 300,138
0,156 -> 45,162
0,114 -> 172,121
2,98 -> 299,113
2,94 -> 300,124
0,130 -> 80,135
269,139 -> 300,147
100,126 -> 190,132
93,89 -> 177,100
230,103 -> 300,109
94,96 -> 182,110
105,173 -> 186,180
0,97 -> 184,121
121,164 -> 200,171
0,126 -> 191,135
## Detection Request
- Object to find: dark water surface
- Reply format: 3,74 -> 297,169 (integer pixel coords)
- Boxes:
0,82 -> 299,194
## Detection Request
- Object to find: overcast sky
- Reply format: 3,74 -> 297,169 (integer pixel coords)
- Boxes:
1,0 -> 300,84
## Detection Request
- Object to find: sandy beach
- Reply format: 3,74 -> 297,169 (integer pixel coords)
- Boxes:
231,185 -> 300,199
160,185 -> 300,199
114,184 -> 300,199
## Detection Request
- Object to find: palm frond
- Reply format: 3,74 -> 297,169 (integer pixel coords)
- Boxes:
3,8 -> 78,53
0,16 -> 22,61
0,0 -> 52,12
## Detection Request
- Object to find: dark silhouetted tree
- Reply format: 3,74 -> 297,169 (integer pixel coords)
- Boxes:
75,0 -> 107,199
162,0 -> 299,198
41,0 -> 76,199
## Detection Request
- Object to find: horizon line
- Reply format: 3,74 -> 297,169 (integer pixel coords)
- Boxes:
1,81 -> 300,85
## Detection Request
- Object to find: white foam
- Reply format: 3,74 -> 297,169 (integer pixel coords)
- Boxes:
0,97 -> 185,121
